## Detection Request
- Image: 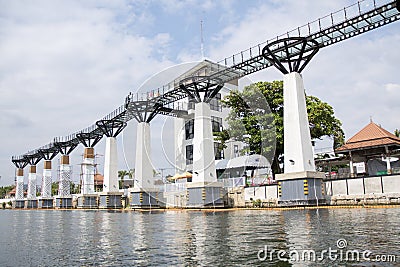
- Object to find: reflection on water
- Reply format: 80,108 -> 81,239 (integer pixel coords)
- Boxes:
0,208 -> 399,266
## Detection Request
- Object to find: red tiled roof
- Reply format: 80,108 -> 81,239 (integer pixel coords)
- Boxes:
336,122 -> 400,152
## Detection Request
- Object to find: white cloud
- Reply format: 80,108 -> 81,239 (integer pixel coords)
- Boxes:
0,0 -> 174,185
385,83 -> 400,93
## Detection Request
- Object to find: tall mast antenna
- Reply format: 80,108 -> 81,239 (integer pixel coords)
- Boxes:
200,20 -> 204,59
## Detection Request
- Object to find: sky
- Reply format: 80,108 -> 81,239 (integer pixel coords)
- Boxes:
0,0 -> 399,186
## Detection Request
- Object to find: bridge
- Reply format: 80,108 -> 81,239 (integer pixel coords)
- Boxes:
11,0 -> 400,208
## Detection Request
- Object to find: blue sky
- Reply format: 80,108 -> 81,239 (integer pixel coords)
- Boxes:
0,0 -> 399,186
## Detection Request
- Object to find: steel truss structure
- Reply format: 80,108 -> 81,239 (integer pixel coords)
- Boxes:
179,76 -> 224,103
96,119 -> 127,137
11,0 -> 400,166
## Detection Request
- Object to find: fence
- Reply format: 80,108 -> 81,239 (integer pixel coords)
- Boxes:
325,175 -> 400,196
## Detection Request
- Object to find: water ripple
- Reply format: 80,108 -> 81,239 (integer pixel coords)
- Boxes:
0,208 -> 399,266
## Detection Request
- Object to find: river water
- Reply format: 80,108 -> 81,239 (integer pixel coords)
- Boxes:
0,208 -> 399,266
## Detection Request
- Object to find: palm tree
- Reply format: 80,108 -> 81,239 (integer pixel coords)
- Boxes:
127,169 -> 135,179
128,169 -> 135,187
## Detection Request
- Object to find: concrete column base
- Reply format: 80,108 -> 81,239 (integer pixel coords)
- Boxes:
186,185 -> 225,208
276,171 -> 325,206
130,191 -> 160,208
55,197 -> 73,209
13,200 -> 25,209
99,192 -> 123,209
77,194 -> 99,209
38,198 -> 54,209
25,200 -> 38,209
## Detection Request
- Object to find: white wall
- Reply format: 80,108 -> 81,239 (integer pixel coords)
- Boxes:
383,175 -> 400,193
364,177 -> 382,194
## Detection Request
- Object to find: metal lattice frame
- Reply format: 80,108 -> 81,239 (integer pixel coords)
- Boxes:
54,139 -> 79,155
26,172 -> 37,200
96,119 -> 127,137
58,165 -> 72,197
38,146 -> 59,160
179,76 -> 224,104
124,98 -> 188,123
125,100 -> 161,123
12,0 -> 400,160
11,156 -> 28,169
11,156 -> 27,200
16,180 -> 24,200
24,153 -> 42,166
41,171 -> 52,198
76,132 -> 103,148
262,37 -> 319,74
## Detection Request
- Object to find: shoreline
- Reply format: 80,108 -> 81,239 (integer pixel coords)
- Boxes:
3,204 -> 400,212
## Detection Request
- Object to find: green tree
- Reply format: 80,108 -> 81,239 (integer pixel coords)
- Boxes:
118,169 -> 135,189
394,129 -> 400,138
0,185 -> 14,198
118,170 -> 128,189
127,169 -> 135,180
51,182 -> 59,196
221,81 -> 345,174
0,185 -> 15,198
70,182 -> 80,194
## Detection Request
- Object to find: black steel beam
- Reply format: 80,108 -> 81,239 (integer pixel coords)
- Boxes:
96,119 -> 127,137
38,146 -> 59,161
15,0 -> 400,158
11,156 -> 28,169
76,132 -> 103,148
24,153 -> 43,166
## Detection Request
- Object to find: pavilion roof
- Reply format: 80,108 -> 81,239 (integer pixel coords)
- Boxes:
336,121 -> 400,153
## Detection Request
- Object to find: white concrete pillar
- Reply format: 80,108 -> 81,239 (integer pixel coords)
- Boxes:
192,102 -> 217,184
41,160 -> 52,198
174,117 -> 186,173
349,151 -> 354,177
15,168 -> 24,200
103,137 -> 119,192
58,155 -> 71,196
81,147 -> 95,194
283,72 -> 315,173
134,122 -> 153,190
27,165 -> 37,199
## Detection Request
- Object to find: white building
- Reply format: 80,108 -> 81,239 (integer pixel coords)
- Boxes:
173,60 -> 263,180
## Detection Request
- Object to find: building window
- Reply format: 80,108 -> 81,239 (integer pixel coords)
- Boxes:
234,144 -> 239,158
186,145 -> 193,165
188,96 -> 195,110
209,93 -> 221,111
214,142 -> 224,160
185,119 -> 194,140
211,116 -> 222,133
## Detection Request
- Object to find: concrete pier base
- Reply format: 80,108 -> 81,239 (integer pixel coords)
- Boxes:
186,182 -> 224,208
130,191 -> 160,208
38,198 -> 54,209
99,192 -> 123,209
77,194 -> 98,209
13,200 -> 25,209
54,197 -> 73,209
25,199 -> 38,209
276,171 -> 325,206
